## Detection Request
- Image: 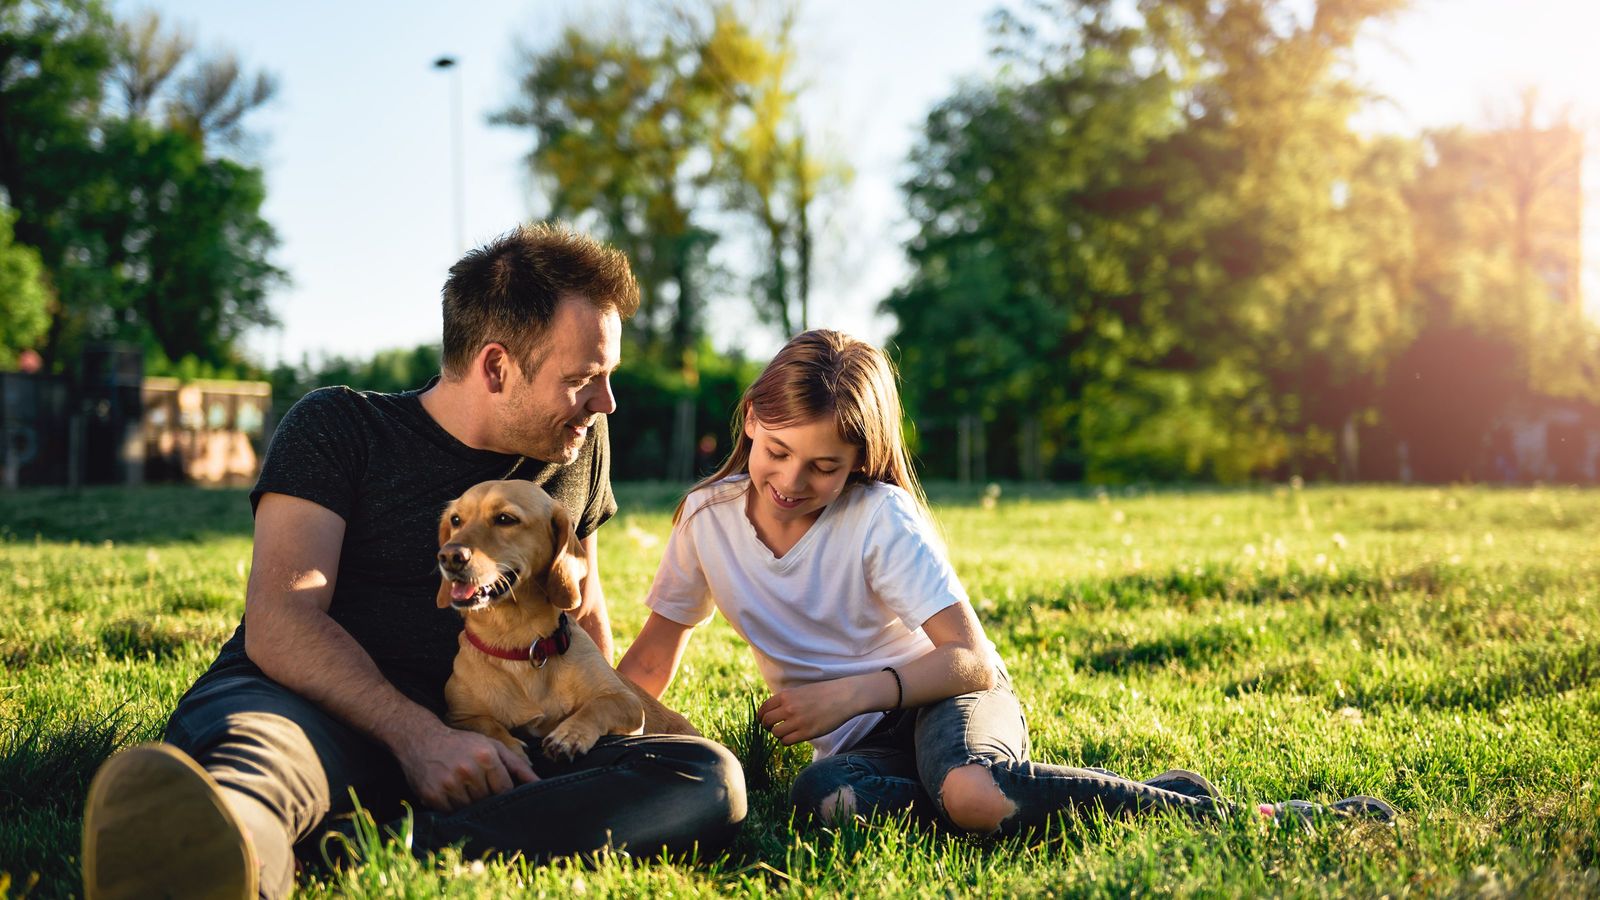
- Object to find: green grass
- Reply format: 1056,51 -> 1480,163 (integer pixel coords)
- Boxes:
2,482 -> 1598,897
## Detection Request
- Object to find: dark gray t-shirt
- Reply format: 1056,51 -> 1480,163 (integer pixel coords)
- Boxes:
190,380 -> 617,715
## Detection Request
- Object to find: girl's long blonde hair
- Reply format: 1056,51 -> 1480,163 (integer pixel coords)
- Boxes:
676,329 -> 932,525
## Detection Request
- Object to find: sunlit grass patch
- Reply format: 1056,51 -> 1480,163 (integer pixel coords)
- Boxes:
1,482 -> 1596,896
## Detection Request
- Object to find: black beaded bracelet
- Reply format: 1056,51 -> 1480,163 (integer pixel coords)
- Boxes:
882,666 -> 903,710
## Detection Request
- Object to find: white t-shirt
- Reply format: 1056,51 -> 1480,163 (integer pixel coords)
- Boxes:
645,475 -> 1000,758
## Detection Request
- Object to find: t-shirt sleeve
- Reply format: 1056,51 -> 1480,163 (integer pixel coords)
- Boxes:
249,388 -> 364,521
578,415 -> 618,539
643,497 -> 716,627
863,488 -> 969,631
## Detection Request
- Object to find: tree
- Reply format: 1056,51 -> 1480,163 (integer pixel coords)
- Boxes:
700,4 -> 850,336
888,0 -> 1413,481
0,0 -> 116,367
497,13 -> 721,363
1383,92 -> 1600,480
0,204 -> 49,367
0,0 -> 283,372
497,1 -> 851,353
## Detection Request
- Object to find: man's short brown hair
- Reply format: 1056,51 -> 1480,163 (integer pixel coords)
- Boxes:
440,222 -> 639,378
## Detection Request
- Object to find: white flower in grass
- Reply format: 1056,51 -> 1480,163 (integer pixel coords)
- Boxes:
1331,532 -> 1348,550
1483,532 -> 1495,547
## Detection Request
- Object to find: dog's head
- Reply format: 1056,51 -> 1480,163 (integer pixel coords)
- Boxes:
435,480 -> 586,613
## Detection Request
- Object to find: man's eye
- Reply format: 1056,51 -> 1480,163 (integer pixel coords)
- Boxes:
449,514 -> 461,527
493,513 -> 519,526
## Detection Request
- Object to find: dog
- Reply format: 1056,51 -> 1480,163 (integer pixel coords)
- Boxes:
436,479 -> 699,762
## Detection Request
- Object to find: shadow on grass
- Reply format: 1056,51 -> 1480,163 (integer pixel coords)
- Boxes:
0,705 -> 157,898
0,486 -> 253,544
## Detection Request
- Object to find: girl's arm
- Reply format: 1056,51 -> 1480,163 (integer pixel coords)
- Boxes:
617,611 -> 696,699
758,601 -> 995,745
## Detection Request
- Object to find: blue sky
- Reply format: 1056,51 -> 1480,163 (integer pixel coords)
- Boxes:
113,0 -> 1598,367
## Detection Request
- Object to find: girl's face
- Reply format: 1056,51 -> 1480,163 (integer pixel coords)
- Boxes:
743,413 -> 860,529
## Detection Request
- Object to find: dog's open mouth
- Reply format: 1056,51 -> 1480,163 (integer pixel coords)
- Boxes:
445,568 -> 520,608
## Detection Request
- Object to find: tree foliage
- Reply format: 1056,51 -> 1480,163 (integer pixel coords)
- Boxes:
889,0 -> 1444,482
0,204 -> 49,366
0,0 -> 282,373
496,1 -> 850,359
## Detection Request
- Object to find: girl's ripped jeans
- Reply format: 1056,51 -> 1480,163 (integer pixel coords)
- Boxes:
789,669 -> 1233,836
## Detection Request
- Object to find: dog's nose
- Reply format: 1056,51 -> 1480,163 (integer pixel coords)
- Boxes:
438,544 -> 472,569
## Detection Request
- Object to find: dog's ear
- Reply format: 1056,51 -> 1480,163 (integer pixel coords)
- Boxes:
437,503 -> 457,549
543,502 -> 586,610
436,505 -> 456,609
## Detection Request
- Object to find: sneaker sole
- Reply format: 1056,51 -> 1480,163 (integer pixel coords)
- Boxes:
82,742 -> 257,900
1144,769 -> 1223,801
1331,794 -> 1397,823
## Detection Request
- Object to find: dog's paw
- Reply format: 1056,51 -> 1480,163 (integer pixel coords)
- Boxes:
541,721 -> 601,762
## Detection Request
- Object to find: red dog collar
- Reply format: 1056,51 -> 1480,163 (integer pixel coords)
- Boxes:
463,613 -> 572,668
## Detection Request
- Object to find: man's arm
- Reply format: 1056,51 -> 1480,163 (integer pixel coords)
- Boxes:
243,492 -> 535,811
573,533 -> 614,663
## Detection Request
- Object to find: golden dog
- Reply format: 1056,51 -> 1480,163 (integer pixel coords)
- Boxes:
436,480 -> 698,761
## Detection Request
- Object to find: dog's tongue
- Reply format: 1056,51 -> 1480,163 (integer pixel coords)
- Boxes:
449,581 -> 479,601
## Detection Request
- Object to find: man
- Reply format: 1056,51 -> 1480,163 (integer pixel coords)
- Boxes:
81,224 -> 747,900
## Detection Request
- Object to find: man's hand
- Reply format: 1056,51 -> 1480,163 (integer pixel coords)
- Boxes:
757,678 -> 865,746
392,724 -> 538,812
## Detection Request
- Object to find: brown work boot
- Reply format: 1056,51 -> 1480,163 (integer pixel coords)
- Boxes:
82,742 -> 257,900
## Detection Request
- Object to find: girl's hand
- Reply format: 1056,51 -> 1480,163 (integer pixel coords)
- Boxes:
757,679 -> 863,745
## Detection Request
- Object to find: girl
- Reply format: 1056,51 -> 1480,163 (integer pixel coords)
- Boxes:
618,330 -> 1392,835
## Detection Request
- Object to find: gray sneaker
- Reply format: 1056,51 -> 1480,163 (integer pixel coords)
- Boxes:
82,742 -> 257,900
1264,794 -> 1397,831
1143,769 -> 1224,802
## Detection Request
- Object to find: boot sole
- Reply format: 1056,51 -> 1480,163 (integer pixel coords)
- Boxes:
82,742 -> 257,900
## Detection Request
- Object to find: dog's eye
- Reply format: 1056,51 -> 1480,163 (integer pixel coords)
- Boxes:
449,514 -> 461,527
493,513 -> 519,526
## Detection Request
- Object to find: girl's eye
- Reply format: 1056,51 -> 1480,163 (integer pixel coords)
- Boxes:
768,449 -> 788,460
815,467 -> 838,475
494,513 -> 519,526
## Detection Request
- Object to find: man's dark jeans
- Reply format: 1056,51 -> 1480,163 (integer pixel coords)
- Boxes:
165,675 -> 746,899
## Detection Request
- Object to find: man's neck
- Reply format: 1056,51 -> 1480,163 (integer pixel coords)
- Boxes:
419,377 -> 497,452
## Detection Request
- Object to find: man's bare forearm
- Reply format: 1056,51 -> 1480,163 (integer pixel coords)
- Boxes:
578,596 -> 614,663
245,601 -> 444,749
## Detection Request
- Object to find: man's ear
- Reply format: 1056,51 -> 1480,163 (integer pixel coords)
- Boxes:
543,503 -> 587,610
478,343 -> 511,393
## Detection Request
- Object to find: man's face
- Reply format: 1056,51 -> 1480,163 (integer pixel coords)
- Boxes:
499,294 -> 621,464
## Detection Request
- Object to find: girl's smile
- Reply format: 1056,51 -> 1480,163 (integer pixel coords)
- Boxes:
743,414 -> 859,553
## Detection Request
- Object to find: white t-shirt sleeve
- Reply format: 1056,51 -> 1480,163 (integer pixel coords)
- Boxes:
643,498 -> 717,627
862,488 -> 969,631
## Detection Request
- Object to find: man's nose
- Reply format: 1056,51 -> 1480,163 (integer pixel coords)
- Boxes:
587,375 -> 617,415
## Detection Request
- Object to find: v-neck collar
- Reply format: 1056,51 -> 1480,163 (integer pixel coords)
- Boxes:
732,474 -> 846,570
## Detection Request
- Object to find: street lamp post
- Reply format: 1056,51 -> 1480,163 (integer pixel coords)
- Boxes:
433,55 -> 464,255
